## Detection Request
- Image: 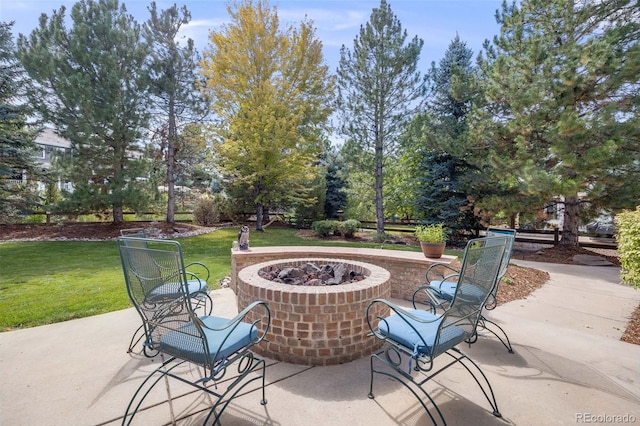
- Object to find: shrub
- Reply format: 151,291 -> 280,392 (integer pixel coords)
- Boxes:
372,232 -> 389,243
311,220 -> 337,238
339,219 -> 361,238
22,214 -> 45,224
414,223 -> 447,243
211,193 -> 232,221
615,207 -> 640,288
192,196 -> 219,226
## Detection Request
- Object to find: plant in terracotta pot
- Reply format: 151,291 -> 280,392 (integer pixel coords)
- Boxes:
415,223 -> 447,258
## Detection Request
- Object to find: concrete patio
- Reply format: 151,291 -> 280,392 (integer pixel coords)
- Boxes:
1,260 -> 639,425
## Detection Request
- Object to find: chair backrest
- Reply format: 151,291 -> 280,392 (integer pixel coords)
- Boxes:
119,229 -> 151,248
433,236 -> 508,356
117,238 -> 195,350
486,227 -> 516,279
120,228 -> 149,238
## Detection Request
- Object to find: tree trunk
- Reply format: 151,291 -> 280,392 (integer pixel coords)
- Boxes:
113,205 -> 124,223
559,195 -> 580,246
166,98 -> 177,224
375,126 -> 385,236
255,203 -> 264,232
166,149 -> 176,223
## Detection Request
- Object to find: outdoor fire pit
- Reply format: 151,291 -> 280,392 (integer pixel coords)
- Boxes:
236,258 -> 391,366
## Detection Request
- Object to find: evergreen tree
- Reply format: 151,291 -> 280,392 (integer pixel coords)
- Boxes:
415,151 -> 482,231
16,0 -> 151,223
337,0 -> 426,237
322,147 -> 348,219
0,22 -> 40,223
144,2 -> 208,223
476,0 -> 640,245
200,0 -> 334,231
410,35 -> 483,232
337,136 -> 377,222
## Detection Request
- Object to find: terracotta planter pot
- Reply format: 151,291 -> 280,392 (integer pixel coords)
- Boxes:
419,242 -> 446,259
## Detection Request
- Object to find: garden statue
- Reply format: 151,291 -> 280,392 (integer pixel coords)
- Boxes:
238,225 -> 250,250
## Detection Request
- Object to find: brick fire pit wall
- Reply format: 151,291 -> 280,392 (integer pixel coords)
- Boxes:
237,258 -> 391,366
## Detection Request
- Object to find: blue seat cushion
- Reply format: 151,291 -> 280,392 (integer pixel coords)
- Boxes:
160,315 -> 257,365
149,279 -> 207,302
378,309 -> 466,356
429,281 -> 487,304
428,280 -> 456,301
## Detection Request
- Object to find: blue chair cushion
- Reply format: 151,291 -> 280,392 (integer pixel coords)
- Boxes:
149,279 -> 207,302
378,309 -> 466,356
429,281 -> 487,304
428,280 -> 456,301
160,315 -> 257,365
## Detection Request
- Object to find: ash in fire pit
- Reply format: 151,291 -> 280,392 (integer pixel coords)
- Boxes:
258,262 -> 367,286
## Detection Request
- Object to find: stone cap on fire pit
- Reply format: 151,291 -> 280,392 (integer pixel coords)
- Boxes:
230,246 -> 455,301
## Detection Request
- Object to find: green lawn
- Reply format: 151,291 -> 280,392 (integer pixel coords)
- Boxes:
0,227 -> 427,331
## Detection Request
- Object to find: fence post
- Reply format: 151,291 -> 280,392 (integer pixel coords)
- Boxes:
553,228 -> 559,246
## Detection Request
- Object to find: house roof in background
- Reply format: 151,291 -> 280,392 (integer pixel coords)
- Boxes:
35,128 -> 70,148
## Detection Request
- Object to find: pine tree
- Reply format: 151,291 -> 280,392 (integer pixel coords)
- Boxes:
323,148 -> 348,220
0,22 -> 40,223
410,35 -> 483,232
477,0 -> 640,245
16,0 -> 151,223
336,0 -> 426,237
144,2 -> 208,223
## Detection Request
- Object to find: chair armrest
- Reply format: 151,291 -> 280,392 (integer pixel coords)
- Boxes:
183,272 -> 207,289
185,262 -> 211,282
366,298 -> 441,342
161,270 -> 207,293
425,263 -> 460,283
412,284 -> 436,309
197,300 -> 271,344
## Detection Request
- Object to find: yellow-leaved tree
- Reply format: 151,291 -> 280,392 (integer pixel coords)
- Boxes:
200,0 -> 334,231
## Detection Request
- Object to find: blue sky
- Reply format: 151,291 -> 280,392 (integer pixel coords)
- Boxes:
2,0 -> 505,72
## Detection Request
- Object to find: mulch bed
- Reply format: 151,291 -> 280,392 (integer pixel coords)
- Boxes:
0,222 -> 207,241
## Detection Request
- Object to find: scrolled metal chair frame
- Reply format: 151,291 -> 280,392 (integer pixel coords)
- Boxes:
415,229 -> 516,353
118,232 -> 213,356
366,236 -> 508,425
118,237 -> 271,425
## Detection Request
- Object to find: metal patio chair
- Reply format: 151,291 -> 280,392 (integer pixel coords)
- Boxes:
118,234 -> 213,356
119,228 -> 150,238
367,236 -> 508,425
118,238 -> 271,425
417,228 -> 516,352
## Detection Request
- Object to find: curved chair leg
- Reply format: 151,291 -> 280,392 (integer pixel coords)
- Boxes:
446,348 -> 501,419
127,324 -> 159,358
122,357 -> 185,425
479,316 -> 514,353
123,353 -> 267,426
368,351 -> 446,426
203,357 -> 268,425
142,344 -> 159,358
465,330 -> 479,345
127,324 -> 145,354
